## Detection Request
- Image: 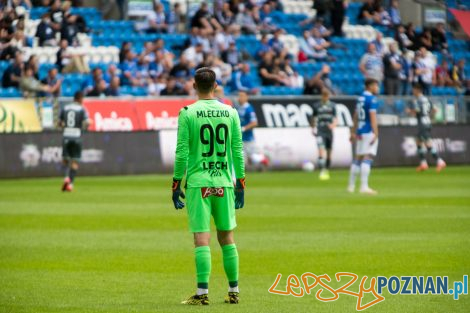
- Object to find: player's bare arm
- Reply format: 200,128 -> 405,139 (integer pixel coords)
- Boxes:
369,110 -> 378,144
350,111 -> 358,142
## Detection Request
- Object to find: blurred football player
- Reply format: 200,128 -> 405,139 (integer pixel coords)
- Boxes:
348,79 -> 380,195
235,91 -> 269,170
408,83 -> 446,172
311,88 -> 337,180
58,91 -> 90,192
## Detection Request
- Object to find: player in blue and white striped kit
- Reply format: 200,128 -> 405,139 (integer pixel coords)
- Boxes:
348,79 -> 380,195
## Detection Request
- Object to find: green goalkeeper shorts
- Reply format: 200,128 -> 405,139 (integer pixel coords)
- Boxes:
186,187 -> 236,233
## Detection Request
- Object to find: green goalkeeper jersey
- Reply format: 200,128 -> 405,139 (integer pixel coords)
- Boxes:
174,99 -> 245,188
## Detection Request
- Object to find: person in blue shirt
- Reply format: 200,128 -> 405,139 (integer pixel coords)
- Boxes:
233,63 -> 258,94
235,91 -> 268,169
348,79 -> 380,195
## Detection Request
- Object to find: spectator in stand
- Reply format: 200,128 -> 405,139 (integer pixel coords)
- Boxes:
258,50 -> 284,86
182,42 -> 204,68
135,54 -> 150,86
235,5 -> 259,35
431,23 -> 448,53
309,28 -> 333,61
105,76 -> 120,96
170,55 -> 191,80
411,49 -> 434,95
418,28 -> 433,51
210,56 -> 232,85
103,64 -> 120,84
451,59 -> 466,88
395,24 -> 413,52
60,1 -> 81,45
266,0 -> 284,11
168,2 -> 186,34
371,32 -> 384,56
213,25 -> 234,56
141,41 -> 155,63
259,3 -> 277,34
25,55 -> 40,80
154,38 -> 174,71
256,34 -> 271,59
359,42 -> 384,84
282,57 -> 304,88
313,18 -> 332,39
20,66 -> 51,97
435,59 -> 454,87
145,2 -> 168,33
298,30 -> 315,61
268,28 -> 288,57
383,43 -> 403,95
406,23 -> 418,50
87,78 -> 107,97
221,40 -> 240,68
120,50 -> 138,86
10,29 -> 27,50
49,0 -> 64,36
375,6 -> 391,26
331,0 -> 347,37
389,0 -> 401,27
313,0 -> 332,22
161,76 -> 186,96
148,74 -> 167,96
304,64 -> 335,95
399,53 -> 411,95
41,67 -> 62,98
190,1 -> 222,35
358,0 -> 377,25
84,67 -> 103,93
119,41 -> 132,64
215,1 -> 239,32
233,63 -> 259,95
56,39 -> 89,74
36,13 -> 56,47
1,50 -> 23,88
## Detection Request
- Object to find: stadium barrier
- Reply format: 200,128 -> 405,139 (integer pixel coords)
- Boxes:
0,131 -> 162,178
0,125 -> 468,178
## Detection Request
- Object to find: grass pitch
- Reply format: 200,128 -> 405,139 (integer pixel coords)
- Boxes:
0,167 -> 469,313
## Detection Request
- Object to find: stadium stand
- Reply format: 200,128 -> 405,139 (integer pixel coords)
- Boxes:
0,0 -> 468,98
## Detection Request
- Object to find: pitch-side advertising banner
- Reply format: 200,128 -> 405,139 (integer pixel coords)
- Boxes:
159,127 -> 354,170
134,99 -> 193,130
0,99 -> 42,133
248,96 -> 355,128
82,98 -> 193,131
0,132 -> 162,178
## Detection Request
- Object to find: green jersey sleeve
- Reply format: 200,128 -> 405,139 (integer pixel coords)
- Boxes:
231,111 -> 245,179
173,107 -> 189,180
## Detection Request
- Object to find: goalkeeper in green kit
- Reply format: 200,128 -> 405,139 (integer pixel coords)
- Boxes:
172,67 -> 245,305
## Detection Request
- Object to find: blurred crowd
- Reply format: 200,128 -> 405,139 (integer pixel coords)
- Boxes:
0,0 -> 468,98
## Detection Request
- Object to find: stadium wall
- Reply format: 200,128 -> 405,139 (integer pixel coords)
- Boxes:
0,125 -> 469,178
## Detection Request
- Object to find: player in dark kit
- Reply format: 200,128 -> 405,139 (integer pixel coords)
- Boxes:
408,83 -> 446,172
58,91 -> 90,192
311,88 -> 337,180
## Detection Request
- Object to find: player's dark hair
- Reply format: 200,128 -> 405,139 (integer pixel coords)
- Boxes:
365,78 -> 378,88
194,67 -> 216,94
74,91 -> 84,102
412,82 -> 423,91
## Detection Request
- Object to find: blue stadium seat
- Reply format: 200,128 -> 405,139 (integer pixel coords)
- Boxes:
0,87 -> 22,98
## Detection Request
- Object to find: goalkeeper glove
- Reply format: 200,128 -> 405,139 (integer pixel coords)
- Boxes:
172,178 -> 185,209
235,178 -> 245,209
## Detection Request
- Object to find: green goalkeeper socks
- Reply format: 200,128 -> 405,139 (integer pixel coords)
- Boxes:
222,244 -> 239,288
195,246 -> 211,290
